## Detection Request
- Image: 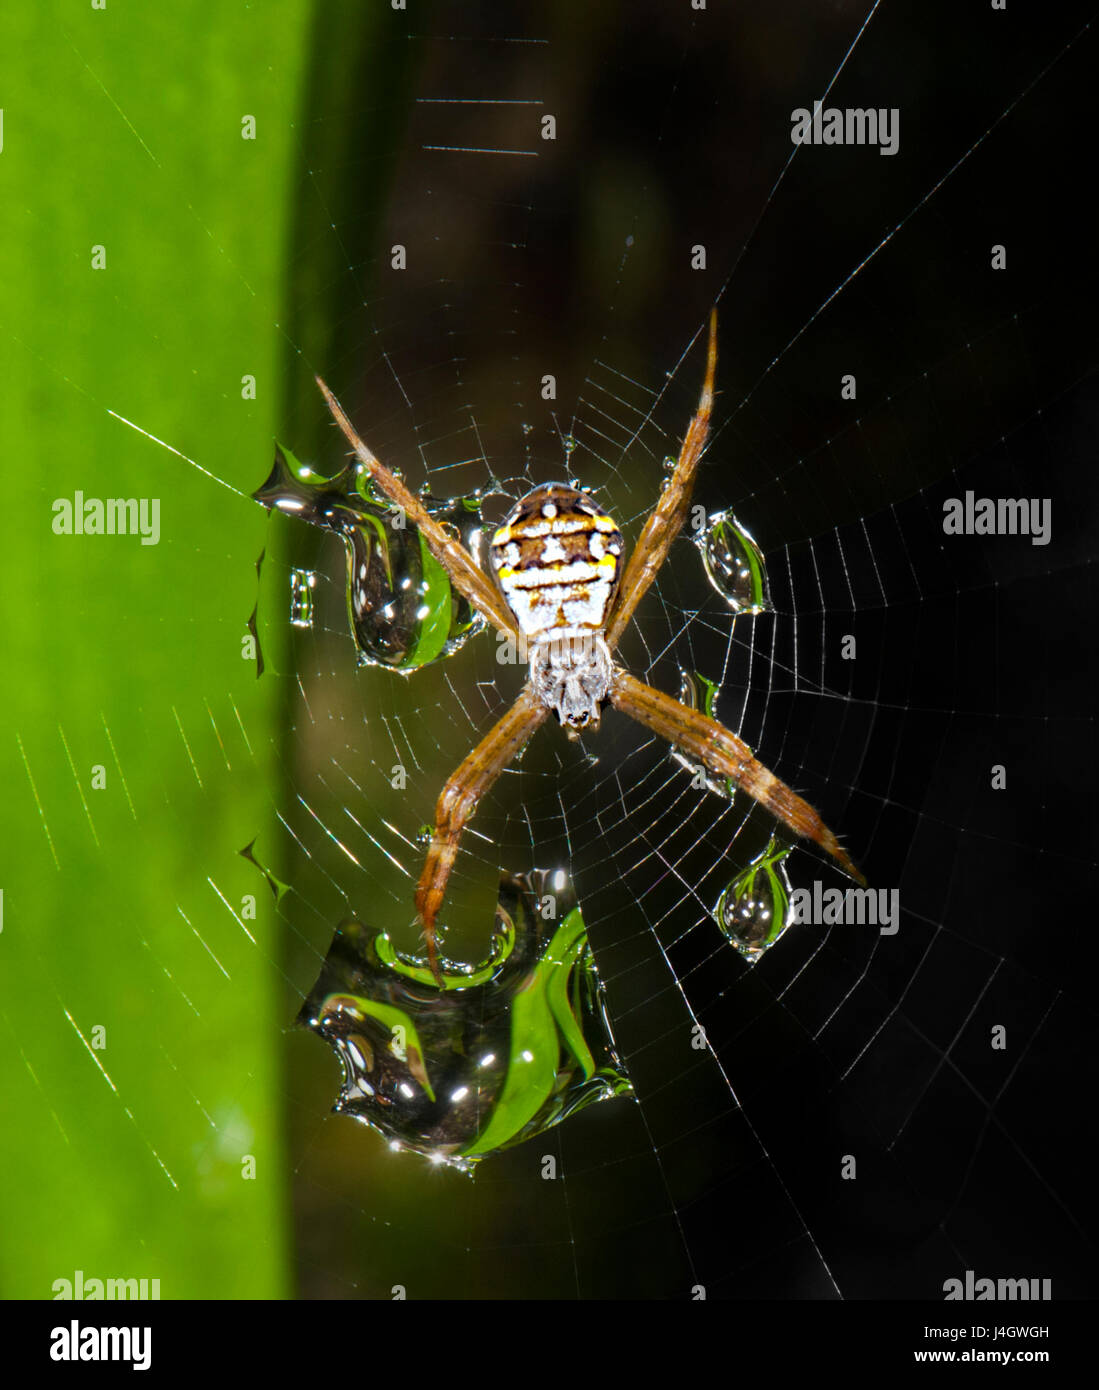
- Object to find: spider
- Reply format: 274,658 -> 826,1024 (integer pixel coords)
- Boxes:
315,311 -> 864,984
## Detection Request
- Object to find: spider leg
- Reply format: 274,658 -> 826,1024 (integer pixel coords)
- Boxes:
605,309 -> 718,652
315,376 -> 519,638
415,683 -> 549,984
609,669 -> 865,885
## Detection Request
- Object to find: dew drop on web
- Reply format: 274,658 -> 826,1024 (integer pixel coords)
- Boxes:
289,568 -> 316,628
252,442 -> 485,671
712,837 -> 794,963
670,669 -> 739,802
697,509 -> 772,615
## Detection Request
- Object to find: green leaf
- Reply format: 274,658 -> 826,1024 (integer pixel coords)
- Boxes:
0,0 -> 316,1299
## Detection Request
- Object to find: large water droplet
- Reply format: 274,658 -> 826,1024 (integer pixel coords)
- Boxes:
297,871 -> 632,1171
253,443 -> 484,671
697,510 -> 772,615
289,568 -> 316,628
712,837 -> 794,963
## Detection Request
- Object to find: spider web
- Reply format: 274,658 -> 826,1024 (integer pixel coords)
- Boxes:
9,0 -> 1097,1302
267,0 -> 1098,1299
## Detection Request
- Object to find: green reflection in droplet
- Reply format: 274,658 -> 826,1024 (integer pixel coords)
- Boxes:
712,836 -> 794,963
697,509 -> 772,615
297,871 -> 632,1172
253,442 -> 483,672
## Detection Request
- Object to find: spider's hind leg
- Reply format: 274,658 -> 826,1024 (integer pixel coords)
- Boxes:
609,669 -> 865,886
414,684 -> 550,984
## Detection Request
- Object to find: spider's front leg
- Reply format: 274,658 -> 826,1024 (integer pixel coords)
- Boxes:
315,376 -> 519,639
415,684 -> 549,984
609,670 -> 865,886
606,309 -> 717,652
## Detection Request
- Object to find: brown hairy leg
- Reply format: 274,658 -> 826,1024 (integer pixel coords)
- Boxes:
316,376 -> 519,638
606,309 -> 718,652
415,684 -> 550,982
609,669 -> 865,885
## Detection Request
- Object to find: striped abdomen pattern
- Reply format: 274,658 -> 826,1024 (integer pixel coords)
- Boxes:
489,484 -> 623,640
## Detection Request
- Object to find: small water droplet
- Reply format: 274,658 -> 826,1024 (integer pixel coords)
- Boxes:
238,838 -> 291,902
415,824 -> 433,846
661,455 -> 677,472
521,422 -> 533,437
289,568 -> 316,629
562,435 -> 577,455
671,670 -> 738,800
712,838 -> 794,963
697,510 -> 772,615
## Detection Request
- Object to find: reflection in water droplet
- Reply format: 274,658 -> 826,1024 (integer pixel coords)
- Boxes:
661,455 -> 677,472
712,837 -> 794,963
253,443 -> 484,671
297,871 -> 632,1172
672,670 -> 738,801
697,510 -> 772,615
289,568 -> 316,629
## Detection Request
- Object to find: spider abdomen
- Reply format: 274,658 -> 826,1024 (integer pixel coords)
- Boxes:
490,484 -> 623,732
489,484 -> 623,640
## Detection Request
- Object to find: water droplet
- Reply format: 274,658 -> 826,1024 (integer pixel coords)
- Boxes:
697,510 -> 772,615
712,838 -> 794,963
238,838 -> 290,902
671,670 -> 738,800
252,442 -> 485,671
661,455 -> 677,472
415,824 -> 433,846
520,422 -> 533,437
289,568 -> 316,628
562,435 -> 577,455
297,871 -> 632,1171
678,667 -> 718,717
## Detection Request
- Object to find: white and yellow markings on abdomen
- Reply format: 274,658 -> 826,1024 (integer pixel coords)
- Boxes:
489,484 -> 624,639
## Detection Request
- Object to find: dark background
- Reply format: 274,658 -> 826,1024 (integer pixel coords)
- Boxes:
273,0 -> 1098,1298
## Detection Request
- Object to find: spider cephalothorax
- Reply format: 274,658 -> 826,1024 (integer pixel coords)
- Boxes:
316,312 -> 865,984
489,483 -> 621,733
